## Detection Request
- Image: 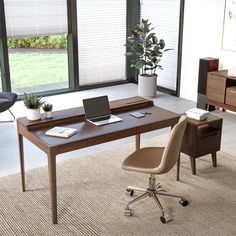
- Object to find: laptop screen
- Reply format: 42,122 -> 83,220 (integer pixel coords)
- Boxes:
83,96 -> 111,119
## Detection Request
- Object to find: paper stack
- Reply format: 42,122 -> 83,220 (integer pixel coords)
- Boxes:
186,108 -> 209,120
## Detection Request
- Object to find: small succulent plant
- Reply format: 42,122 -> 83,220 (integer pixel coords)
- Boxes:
23,93 -> 44,109
42,103 -> 53,112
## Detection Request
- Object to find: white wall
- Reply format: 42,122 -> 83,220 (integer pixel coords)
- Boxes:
180,0 -> 236,102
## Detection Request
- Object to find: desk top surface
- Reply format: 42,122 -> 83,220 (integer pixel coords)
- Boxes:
17,97 -> 180,153
36,106 -> 179,147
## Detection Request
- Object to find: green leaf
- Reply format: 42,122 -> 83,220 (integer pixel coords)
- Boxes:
134,60 -> 145,69
164,48 -> 174,52
146,33 -> 155,42
152,35 -> 157,44
158,39 -> 165,49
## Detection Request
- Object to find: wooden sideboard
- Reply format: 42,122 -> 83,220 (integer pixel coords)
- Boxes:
206,70 -> 236,112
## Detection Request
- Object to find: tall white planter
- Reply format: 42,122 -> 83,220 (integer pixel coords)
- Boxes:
138,74 -> 157,98
27,108 -> 41,121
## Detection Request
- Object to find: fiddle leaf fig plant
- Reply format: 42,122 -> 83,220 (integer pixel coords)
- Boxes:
126,19 -> 172,76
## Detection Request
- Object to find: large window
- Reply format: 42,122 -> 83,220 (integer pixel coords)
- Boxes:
77,0 -> 127,86
8,36 -> 68,94
0,0 -> 183,96
141,0 -> 181,92
4,0 -> 69,95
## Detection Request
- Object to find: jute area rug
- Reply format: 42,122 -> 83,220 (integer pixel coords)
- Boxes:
0,135 -> 236,236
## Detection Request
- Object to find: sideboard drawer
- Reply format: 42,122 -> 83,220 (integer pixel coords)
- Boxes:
196,128 -> 221,156
225,86 -> 236,107
206,74 -> 226,103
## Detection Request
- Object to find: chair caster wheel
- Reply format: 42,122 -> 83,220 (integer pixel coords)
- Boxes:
124,208 -> 133,216
179,198 -> 188,207
126,188 -> 134,196
160,213 -> 173,224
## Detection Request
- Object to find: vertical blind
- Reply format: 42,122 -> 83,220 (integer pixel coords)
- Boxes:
141,0 -> 180,91
4,0 -> 68,37
77,0 -> 126,86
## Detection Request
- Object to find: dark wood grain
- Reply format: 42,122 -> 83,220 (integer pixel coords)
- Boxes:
206,70 -> 236,111
16,96 -> 180,224
179,114 -> 222,178
18,96 -> 154,131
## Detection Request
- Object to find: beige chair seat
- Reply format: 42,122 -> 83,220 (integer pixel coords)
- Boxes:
122,116 -> 188,224
122,147 -> 165,173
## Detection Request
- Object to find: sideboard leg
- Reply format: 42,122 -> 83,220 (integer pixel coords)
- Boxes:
190,157 -> 196,175
212,152 -> 217,167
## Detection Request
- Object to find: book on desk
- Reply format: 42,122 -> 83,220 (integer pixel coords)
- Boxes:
45,126 -> 77,138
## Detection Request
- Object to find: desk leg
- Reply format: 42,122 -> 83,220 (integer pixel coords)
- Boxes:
136,134 -> 140,151
48,153 -> 57,224
18,133 -> 25,192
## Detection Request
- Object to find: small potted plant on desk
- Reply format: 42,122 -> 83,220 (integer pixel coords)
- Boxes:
23,93 -> 44,121
126,19 -> 171,97
42,103 -> 53,119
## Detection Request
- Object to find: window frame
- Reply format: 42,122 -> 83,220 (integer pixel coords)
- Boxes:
0,0 -> 11,92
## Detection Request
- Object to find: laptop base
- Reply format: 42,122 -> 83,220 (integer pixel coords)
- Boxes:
87,115 -> 122,126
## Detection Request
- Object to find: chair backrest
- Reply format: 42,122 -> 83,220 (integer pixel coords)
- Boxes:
155,116 -> 187,174
0,92 -> 17,113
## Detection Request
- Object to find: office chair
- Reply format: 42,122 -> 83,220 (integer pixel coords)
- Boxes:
0,92 -> 17,123
122,116 -> 188,224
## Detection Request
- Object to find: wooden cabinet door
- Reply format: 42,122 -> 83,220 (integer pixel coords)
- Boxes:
206,73 -> 226,103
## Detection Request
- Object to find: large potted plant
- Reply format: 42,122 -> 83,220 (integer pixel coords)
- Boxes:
23,93 -> 44,121
126,19 -> 171,97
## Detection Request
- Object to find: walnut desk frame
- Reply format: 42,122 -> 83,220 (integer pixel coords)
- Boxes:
17,97 -> 180,224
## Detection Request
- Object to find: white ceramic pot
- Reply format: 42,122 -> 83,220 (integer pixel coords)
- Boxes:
138,74 -> 157,98
27,108 -> 41,121
44,111 -> 52,119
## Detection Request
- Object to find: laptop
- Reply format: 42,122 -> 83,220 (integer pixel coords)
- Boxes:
82,95 -> 122,126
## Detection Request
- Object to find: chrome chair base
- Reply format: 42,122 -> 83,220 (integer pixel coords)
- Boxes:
0,109 -> 16,123
124,174 -> 188,224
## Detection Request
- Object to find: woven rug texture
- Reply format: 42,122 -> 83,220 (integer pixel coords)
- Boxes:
0,135 -> 236,236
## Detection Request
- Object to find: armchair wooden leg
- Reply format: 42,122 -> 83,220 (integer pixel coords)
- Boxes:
212,152 -> 217,167
190,157 -> 196,175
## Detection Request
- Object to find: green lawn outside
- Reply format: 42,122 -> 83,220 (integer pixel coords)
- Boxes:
9,52 -> 68,89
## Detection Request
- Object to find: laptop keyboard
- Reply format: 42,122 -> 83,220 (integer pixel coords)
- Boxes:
90,115 -> 111,122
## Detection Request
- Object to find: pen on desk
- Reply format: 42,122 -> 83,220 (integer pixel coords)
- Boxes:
141,112 -> 152,115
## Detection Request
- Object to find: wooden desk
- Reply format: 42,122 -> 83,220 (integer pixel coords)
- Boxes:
17,97 -> 180,224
